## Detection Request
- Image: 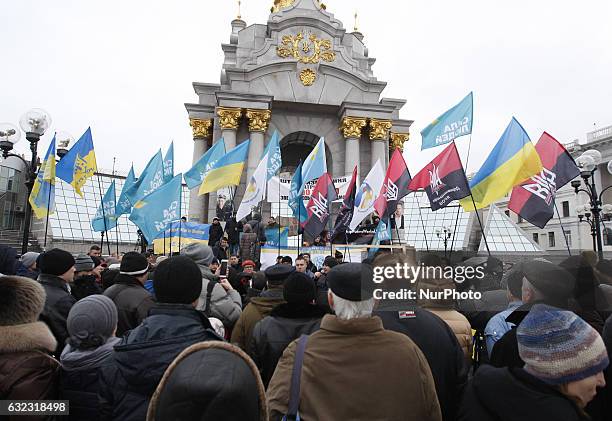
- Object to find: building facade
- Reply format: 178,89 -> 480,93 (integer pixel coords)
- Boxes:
185,0 -> 411,224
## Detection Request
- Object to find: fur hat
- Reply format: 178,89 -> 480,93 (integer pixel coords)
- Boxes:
0,276 -> 46,326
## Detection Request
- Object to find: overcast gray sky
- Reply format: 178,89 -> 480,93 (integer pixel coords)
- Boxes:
2,0 -> 611,176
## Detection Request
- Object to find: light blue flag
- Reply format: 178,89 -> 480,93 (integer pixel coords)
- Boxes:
300,137 -> 327,189
421,92 -> 473,150
125,150 -> 164,205
265,226 -> 288,247
129,174 -> 182,243
184,139 -> 226,189
115,165 -> 136,217
92,180 -> 117,232
369,216 -> 392,257
163,142 -> 174,183
263,131 -> 282,181
288,161 -> 308,224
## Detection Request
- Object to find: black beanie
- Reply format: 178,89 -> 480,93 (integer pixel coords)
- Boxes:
39,249 -> 75,276
154,256 -> 203,304
283,272 -> 316,304
120,252 -> 149,276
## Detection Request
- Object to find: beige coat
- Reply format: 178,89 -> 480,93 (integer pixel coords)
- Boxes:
426,308 -> 472,357
267,315 -> 442,421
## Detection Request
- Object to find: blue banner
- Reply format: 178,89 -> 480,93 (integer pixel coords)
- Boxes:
265,226 -> 288,248
421,92 -> 473,150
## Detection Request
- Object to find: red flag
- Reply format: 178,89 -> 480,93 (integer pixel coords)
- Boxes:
374,149 -> 412,218
508,132 -> 580,228
302,173 -> 337,239
408,142 -> 470,211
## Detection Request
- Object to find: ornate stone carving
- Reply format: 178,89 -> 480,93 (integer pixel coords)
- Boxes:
216,107 -> 242,130
271,0 -> 295,13
340,117 -> 367,138
245,109 -> 271,132
369,119 -> 393,141
189,118 -> 212,139
277,32 -> 336,64
390,132 -> 410,151
299,68 -> 316,86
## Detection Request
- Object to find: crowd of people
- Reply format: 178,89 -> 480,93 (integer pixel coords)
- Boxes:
0,237 -> 612,420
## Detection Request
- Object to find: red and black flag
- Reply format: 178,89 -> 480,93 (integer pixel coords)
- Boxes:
374,149 -> 412,219
508,132 -> 579,228
331,166 -> 358,242
302,173 -> 337,240
408,142 -> 470,211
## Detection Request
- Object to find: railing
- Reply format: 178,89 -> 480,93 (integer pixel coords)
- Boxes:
587,125 -> 612,143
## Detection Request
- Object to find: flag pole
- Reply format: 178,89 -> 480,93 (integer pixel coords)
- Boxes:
449,137 -> 472,260
112,158 -> 119,256
277,178 -> 282,258
554,200 -> 572,256
43,178 -> 53,250
416,201 -> 429,251
178,188 -> 183,253
96,175 -> 111,255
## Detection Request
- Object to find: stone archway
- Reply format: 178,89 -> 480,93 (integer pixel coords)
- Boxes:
279,131 -> 332,175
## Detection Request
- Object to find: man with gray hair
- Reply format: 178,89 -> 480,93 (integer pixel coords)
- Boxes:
490,259 -> 575,368
267,263 -> 442,421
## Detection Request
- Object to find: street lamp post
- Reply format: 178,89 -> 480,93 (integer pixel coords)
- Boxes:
0,109 -> 51,254
571,150 -> 612,260
436,225 -> 453,259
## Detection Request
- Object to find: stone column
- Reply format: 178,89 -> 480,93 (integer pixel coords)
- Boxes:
188,118 -> 213,223
245,109 -> 271,180
216,107 -> 242,150
369,118 -> 393,169
340,116 -> 367,179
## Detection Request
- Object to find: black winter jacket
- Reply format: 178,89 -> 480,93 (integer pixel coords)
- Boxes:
98,304 -> 221,421
38,274 -> 77,355
375,301 -> 468,421
459,365 -> 587,421
250,303 -> 326,387
209,223 -> 224,248
103,273 -> 155,336
71,274 -> 102,301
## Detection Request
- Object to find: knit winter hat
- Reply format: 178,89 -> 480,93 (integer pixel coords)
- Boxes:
67,294 -> 118,350
0,276 -> 46,326
181,243 -> 214,266
74,254 -> 95,272
517,304 -> 609,385
154,256 -> 203,304
19,252 -> 40,269
120,252 -> 149,276
283,272 -> 316,304
39,248 -> 75,276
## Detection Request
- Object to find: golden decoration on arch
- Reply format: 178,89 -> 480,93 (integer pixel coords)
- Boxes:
189,118 -> 213,138
390,132 -> 410,152
299,69 -> 317,86
246,109 -> 272,132
369,119 -> 393,141
340,117 -> 367,138
216,107 -> 242,130
271,0 -> 295,13
277,32 -> 336,64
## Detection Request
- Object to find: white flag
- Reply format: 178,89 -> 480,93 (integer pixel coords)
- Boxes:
236,152 -> 269,222
349,160 -> 385,230
266,175 -> 291,202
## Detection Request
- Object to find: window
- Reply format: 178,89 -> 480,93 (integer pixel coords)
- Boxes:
605,228 -> 612,246
532,233 -> 539,243
562,201 -> 570,218
564,230 -> 572,247
548,232 -> 556,248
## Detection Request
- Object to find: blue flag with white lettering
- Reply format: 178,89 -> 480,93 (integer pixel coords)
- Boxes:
184,139 -> 226,190
92,180 -> 117,232
288,161 -> 308,224
129,174 -> 182,243
421,92 -> 473,150
369,216 -> 392,257
125,150 -> 164,205
263,130 -> 282,182
116,165 -> 136,217
163,142 -> 174,183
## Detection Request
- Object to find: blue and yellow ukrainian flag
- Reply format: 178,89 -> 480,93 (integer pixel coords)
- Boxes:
29,136 -> 56,219
56,127 -> 97,197
198,140 -> 250,195
460,117 -> 542,211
